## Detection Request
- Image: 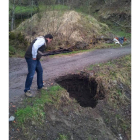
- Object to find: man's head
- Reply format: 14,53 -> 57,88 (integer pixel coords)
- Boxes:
44,34 -> 53,43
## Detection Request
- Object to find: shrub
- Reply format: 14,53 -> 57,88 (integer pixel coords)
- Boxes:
9,32 -> 16,40
9,45 -> 16,55
9,32 -> 29,57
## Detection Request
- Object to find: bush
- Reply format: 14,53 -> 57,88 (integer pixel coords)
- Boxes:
9,32 -> 16,40
9,45 -> 16,55
17,32 -> 25,43
9,32 -> 29,57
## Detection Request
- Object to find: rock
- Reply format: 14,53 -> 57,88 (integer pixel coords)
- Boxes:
32,121 -> 36,125
119,134 -> 123,140
9,116 -> 15,122
113,80 -> 117,85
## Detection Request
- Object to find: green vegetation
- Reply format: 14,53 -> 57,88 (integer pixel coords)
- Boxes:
49,48 -> 95,58
15,85 -> 63,126
9,2 -> 130,58
111,27 -> 131,39
15,6 -> 38,14
9,1 -> 131,139
39,4 -> 70,12
10,55 -> 131,139
9,46 -> 25,57
13,4 -> 69,15
75,5 -> 89,14
87,55 -> 131,87
9,45 -> 16,56
57,134 -> 68,140
86,55 -> 131,138
9,32 -> 29,57
100,20 -> 131,39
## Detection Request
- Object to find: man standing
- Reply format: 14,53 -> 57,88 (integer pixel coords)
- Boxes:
24,34 -> 53,97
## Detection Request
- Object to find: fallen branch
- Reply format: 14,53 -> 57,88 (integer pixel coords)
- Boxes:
91,37 -> 113,44
38,47 -> 73,56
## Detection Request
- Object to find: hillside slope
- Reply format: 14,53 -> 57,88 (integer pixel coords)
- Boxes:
13,10 -> 112,46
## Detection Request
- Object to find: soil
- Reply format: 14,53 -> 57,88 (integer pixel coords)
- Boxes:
9,45 -> 131,104
56,74 -> 98,108
9,45 -> 131,140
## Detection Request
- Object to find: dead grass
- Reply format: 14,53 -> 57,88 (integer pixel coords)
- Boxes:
14,10 -> 111,45
9,55 -> 131,140
85,54 -> 131,139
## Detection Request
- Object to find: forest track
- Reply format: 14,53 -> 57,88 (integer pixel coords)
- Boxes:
9,45 -> 131,103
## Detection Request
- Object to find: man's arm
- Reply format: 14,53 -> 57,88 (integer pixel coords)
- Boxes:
32,38 -> 45,60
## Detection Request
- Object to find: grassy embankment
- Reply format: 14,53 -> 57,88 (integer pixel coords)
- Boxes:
10,54 -> 131,139
86,54 -> 131,139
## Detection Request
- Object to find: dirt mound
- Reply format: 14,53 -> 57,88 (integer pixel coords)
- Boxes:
14,10 -> 111,45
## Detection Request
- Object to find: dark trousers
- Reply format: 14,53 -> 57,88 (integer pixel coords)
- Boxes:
24,58 -> 43,92
118,37 -> 124,44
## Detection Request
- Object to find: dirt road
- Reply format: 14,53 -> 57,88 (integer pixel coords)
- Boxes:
9,45 -> 131,103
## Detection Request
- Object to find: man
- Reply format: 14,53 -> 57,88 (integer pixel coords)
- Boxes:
113,37 -> 127,47
24,34 -> 53,97
118,37 -> 127,44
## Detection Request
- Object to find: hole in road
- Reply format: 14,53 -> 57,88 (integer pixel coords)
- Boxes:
55,74 -> 105,108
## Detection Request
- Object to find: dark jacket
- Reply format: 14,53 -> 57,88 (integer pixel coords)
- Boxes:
25,38 -> 48,60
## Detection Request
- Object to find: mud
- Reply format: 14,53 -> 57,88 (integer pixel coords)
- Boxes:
9,45 -> 131,104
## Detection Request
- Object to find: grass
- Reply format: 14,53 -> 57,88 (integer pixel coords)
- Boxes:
15,85 -> 64,126
13,4 -> 70,15
9,4 -> 131,139
16,50 -> 25,57
10,3 -> 131,58
57,134 -> 68,140
87,61 -> 116,71
9,45 -> 16,56
93,41 -> 130,49
39,4 -> 70,12
15,105 -> 44,125
9,48 -> 25,58
49,48 -> 95,58
9,45 -> 95,58
104,20 -> 131,39
14,5 -> 38,14
112,29 -> 131,39
86,54 -> 131,138
86,54 -> 131,104
10,54 -> 131,139
9,40 -> 129,58
75,4 -> 93,15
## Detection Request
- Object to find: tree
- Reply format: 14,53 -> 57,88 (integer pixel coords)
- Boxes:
10,0 -> 17,31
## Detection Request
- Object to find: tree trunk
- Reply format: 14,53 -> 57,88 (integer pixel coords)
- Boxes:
11,0 -> 15,31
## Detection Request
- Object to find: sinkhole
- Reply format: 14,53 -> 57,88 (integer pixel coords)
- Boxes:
55,73 -> 105,108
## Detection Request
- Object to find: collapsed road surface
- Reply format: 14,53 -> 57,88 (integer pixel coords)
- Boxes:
9,45 -> 131,103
